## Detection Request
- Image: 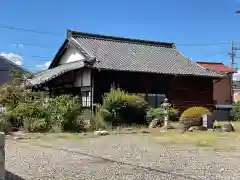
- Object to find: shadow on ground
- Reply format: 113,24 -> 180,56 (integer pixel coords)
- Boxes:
6,171 -> 25,180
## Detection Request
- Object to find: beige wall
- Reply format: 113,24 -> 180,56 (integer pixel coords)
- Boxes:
233,90 -> 240,102
213,76 -> 232,105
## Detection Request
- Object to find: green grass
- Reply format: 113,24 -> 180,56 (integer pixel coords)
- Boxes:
150,121 -> 240,151
25,132 -> 87,141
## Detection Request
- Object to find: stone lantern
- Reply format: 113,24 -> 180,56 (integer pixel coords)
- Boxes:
161,98 -> 171,128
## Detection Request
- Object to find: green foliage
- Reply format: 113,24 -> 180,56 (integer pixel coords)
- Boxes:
23,118 -> 47,132
213,120 -> 221,127
0,70 -> 41,109
146,107 -> 179,124
231,101 -> 240,121
0,115 -> 12,134
179,106 -> 211,122
44,95 -> 82,132
90,116 -> 109,131
12,101 -> 45,120
102,88 -> 148,125
4,93 -> 83,133
146,108 -> 164,124
8,101 -> 47,132
90,104 -> 110,130
0,70 -> 84,133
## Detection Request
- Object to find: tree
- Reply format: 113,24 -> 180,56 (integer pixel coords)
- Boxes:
231,101 -> 240,121
0,70 -> 39,109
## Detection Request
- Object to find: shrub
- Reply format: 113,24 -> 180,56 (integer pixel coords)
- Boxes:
12,101 -> 45,120
146,108 -> 164,124
74,115 -> 86,132
179,106 -> 211,122
4,111 -> 22,130
23,118 -> 47,132
146,107 -> 179,124
0,70 -> 41,110
90,116 -> 109,131
44,95 -> 82,132
0,115 -> 12,134
89,104 -> 110,131
231,101 -> 240,121
169,107 -> 179,121
102,88 -> 148,125
213,120 -> 221,127
11,100 -> 46,130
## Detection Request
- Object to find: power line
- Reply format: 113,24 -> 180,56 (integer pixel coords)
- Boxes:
18,43 -> 58,48
0,23 -> 233,46
199,52 -> 227,60
23,55 -> 52,59
176,42 -> 229,47
0,23 -> 233,48
0,23 -> 62,36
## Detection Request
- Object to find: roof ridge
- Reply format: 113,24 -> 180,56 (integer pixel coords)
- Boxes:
67,30 -> 174,48
196,61 -> 224,65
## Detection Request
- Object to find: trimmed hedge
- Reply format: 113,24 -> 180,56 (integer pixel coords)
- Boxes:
179,106 -> 211,122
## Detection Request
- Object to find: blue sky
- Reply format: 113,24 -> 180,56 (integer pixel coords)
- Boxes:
0,0 -> 240,72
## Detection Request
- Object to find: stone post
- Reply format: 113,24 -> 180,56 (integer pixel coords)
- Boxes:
162,98 -> 171,129
0,132 -> 5,180
164,108 -> 168,127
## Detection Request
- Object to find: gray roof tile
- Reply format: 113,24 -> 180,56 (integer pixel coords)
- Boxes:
71,31 -> 221,77
28,31 -> 223,87
27,61 -> 84,87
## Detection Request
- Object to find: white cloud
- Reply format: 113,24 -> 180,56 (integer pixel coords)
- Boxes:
0,52 -> 23,66
36,61 -> 51,70
233,70 -> 240,81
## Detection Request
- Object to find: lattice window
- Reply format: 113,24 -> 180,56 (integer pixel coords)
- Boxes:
81,91 -> 91,107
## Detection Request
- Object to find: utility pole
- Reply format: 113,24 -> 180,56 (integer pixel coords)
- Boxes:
229,41 -> 237,69
229,41 -> 240,104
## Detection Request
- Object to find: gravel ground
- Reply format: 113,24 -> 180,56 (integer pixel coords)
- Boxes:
5,134 -> 240,180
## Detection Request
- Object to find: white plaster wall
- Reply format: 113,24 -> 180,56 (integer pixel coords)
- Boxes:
59,47 -> 85,65
74,69 -> 91,87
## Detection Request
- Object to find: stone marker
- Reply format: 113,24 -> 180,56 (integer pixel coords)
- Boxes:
202,113 -> 213,129
0,132 -> 5,180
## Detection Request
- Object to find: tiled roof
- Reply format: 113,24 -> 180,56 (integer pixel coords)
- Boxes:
196,62 -> 236,73
26,61 -> 84,87
29,31 -> 223,87
69,31 -> 221,77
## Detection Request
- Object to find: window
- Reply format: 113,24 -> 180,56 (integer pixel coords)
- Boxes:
147,94 -> 166,108
156,94 -> 165,107
131,93 -> 166,108
81,91 -> 91,107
